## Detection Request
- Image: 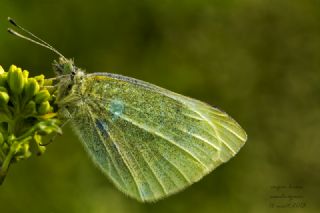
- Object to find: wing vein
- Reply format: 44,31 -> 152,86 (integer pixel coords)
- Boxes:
108,127 -> 145,200
118,114 -> 209,171
87,109 -> 143,200
93,99 -> 220,154
214,121 -> 247,142
152,148 -> 192,184
198,112 -> 236,155
109,122 -> 161,200
180,128 -> 221,151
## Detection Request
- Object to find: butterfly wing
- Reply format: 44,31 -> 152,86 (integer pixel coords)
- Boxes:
69,73 -> 247,202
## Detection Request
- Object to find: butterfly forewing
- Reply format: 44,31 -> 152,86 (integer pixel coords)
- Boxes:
69,73 -> 247,202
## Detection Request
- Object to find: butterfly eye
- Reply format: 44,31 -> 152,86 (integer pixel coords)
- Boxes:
63,62 -> 75,75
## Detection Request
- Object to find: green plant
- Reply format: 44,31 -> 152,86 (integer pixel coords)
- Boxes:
0,65 -> 61,184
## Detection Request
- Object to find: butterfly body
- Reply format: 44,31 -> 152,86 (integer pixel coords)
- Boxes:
53,58 -> 247,202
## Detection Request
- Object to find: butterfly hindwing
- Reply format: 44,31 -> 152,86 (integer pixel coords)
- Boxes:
69,73 -> 247,202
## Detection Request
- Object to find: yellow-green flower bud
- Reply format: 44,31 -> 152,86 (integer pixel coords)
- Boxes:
33,133 -> 46,155
7,65 -> 25,95
34,75 -> 45,87
0,72 -> 8,87
24,78 -> 40,100
0,86 -> 8,93
7,134 -> 15,145
8,65 -> 17,72
22,143 -> 31,158
0,91 -> 9,105
34,90 -> 50,103
0,66 -> 5,74
10,142 -> 20,154
22,70 -> 29,79
24,101 -> 37,115
0,64 -> 62,183
38,101 -> 51,115
22,70 -> 29,85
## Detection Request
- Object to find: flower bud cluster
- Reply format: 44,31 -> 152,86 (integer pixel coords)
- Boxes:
0,65 -> 61,184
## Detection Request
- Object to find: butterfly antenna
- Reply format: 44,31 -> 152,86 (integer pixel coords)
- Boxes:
7,17 -> 67,60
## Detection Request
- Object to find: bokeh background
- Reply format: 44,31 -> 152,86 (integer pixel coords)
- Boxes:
0,0 -> 319,212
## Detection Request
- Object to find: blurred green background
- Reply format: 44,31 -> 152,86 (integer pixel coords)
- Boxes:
0,0 -> 319,212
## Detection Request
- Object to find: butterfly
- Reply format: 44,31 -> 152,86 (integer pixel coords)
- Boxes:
8,17 -> 247,202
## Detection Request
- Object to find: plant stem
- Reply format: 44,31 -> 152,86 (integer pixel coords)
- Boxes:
0,148 -> 5,161
0,145 -> 14,185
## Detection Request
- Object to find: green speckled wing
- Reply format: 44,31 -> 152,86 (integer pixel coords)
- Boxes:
69,73 -> 247,202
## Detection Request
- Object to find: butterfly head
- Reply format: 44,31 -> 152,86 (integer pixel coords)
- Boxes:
52,57 -> 85,105
53,57 -> 75,75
